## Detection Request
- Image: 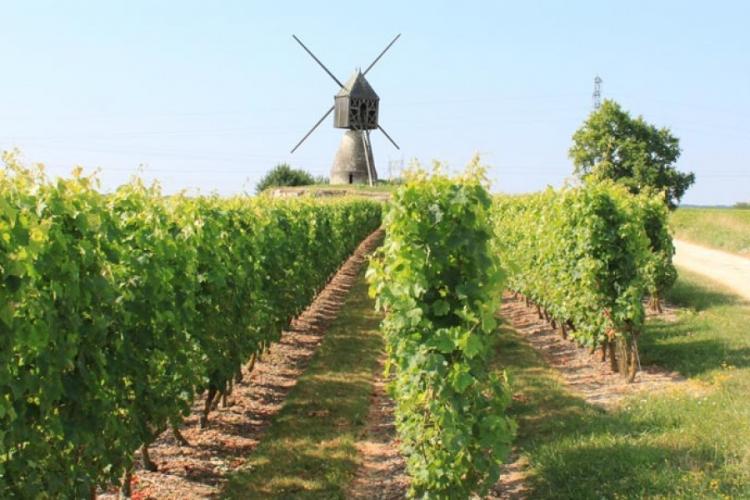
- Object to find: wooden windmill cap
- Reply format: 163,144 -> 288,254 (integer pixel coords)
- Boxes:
336,70 -> 379,100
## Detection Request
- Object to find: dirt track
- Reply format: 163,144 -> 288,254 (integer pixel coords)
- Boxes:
673,239 -> 750,301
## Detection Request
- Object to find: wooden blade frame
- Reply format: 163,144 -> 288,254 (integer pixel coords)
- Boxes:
377,124 -> 400,150
363,34 -> 401,76
290,105 -> 334,154
290,34 -> 402,153
292,35 -> 344,89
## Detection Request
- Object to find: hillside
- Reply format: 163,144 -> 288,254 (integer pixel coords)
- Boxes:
267,184 -> 394,202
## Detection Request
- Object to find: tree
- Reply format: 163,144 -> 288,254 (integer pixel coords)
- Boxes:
569,100 -> 695,209
255,164 -> 320,193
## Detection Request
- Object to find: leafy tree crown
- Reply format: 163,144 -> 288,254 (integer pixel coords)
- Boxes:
255,163 -> 319,193
569,99 -> 695,209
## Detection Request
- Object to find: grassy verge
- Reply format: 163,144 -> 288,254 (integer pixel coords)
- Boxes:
671,207 -> 750,256
276,183 -> 398,192
221,272 -> 383,499
495,269 -> 750,499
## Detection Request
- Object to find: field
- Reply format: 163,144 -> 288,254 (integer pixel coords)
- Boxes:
671,207 -> 750,256
214,263 -> 750,498
2,162 -> 749,498
266,183 -> 397,200
4,2 -> 748,497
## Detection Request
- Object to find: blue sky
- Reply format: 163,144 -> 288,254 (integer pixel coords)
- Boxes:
1,1 -> 748,204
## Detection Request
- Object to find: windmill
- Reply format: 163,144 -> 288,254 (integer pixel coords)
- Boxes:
290,34 -> 401,186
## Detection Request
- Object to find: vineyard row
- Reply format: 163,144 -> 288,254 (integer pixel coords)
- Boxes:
1,155 -> 677,498
493,180 -> 675,380
0,154 -> 382,497
368,169 -> 675,497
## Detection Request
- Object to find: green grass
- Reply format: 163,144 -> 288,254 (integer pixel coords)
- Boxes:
221,272 -> 383,499
219,266 -> 750,498
495,269 -> 750,499
268,183 -> 398,193
671,207 -> 750,256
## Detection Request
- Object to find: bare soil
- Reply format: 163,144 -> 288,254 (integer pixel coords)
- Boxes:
103,229 -> 384,500
500,293 -> 686,409
487,453 -> 530,500
347,355 -> 409,499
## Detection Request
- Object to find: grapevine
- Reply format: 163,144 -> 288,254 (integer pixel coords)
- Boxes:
367,160 -> 515,498
492,180 -> 672,380
0,152 -> 382,497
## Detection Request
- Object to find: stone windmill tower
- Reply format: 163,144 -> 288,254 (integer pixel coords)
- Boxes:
290,35 -> 401,186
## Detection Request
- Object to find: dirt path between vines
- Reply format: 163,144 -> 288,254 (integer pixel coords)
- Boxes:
105,229 -> 384,500
674,239 -> 750,301
486,293 -> 691,499
500,293 -> 687,409
347,355 -> 409,499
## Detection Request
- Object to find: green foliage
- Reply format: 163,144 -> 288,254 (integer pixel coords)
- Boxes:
255,163 -> 319,193
671,207 -> 750,256
633,191 -> 677,303
493,181 -> 666,376
734,202 -> 750,209
367,159 -> 515,498
569,100 -> 695,209
0,152 -> 381,497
